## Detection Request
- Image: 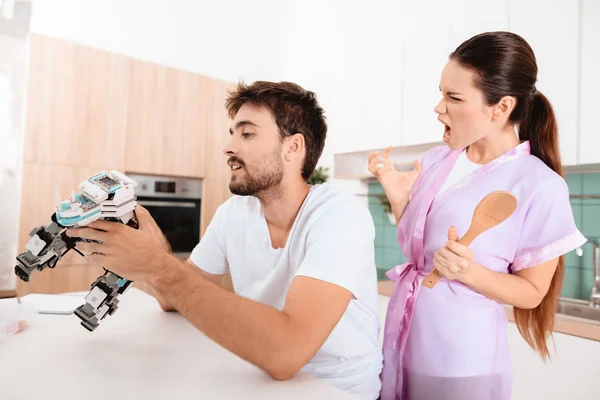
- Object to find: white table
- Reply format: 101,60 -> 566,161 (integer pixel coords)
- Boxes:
0,289 -> 354,399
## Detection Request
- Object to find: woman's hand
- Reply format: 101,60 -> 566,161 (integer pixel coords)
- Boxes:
432,226 -> 475,281
368,146 -> 422,206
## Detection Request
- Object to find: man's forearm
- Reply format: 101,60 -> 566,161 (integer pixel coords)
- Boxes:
460,262 -> 544,309
134,281 -> 176,311
150,255 -> 305,379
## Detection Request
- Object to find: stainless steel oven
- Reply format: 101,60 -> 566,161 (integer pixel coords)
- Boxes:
126,174 -> 202,259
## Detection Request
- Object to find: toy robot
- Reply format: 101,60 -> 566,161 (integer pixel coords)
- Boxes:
15,170 -> 139,332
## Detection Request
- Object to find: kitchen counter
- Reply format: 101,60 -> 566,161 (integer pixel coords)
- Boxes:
376,287 -> 600,400
0,289 -> 354,400
378,281 -> 600,342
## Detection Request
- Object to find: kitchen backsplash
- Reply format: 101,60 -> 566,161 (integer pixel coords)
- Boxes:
368,173 -> 600,302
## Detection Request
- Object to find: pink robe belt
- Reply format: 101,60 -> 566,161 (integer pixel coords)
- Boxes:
380,261 -> 425,400
383,261 -> 425,351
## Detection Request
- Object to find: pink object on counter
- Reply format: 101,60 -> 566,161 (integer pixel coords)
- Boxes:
380,141 -> 587,400
1,319 -> 28,336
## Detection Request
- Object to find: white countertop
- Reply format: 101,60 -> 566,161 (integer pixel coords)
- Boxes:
0,289 -> 355,400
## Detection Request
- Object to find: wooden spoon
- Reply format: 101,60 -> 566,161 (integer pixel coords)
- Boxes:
422,191 -> 518,289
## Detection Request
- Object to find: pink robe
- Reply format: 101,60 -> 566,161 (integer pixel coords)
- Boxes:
381,141 -> 587,400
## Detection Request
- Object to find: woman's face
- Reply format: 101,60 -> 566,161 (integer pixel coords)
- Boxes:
434,59 -> 496,150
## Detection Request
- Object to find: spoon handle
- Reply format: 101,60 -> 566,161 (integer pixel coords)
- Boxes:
422,267 -> 442,289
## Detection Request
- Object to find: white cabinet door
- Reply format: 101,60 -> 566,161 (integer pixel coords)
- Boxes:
400,2 -> 454,146
508,0 -> 580,166
401,0 -> 509,147
326,1 -> 405,154
578,0 -> 600,165
449,0 -> 509,50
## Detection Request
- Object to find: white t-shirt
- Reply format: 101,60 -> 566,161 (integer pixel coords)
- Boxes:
437,149 -> 482,194
190,183 -> 383,400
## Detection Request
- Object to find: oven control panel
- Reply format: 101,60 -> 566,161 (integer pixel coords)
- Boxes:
125,174 -> 203,199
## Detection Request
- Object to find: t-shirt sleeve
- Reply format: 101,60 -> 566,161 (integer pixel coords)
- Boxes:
511,178 -> 587,272
294,199 -> 376,299
189,202 -> 229,275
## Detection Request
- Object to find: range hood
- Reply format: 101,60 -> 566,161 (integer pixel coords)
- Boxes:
333,141 -> 444,180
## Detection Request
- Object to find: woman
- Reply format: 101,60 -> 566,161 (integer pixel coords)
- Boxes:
369,31 -> 586,400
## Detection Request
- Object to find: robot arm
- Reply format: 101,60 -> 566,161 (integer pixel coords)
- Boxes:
15,170 -> 140,332
15,220 -> 84,282
74,269 -> 134,332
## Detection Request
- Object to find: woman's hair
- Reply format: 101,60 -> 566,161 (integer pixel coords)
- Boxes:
450,31 -> 562,361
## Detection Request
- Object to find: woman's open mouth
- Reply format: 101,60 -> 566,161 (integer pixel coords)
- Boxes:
443,124 -> 451,142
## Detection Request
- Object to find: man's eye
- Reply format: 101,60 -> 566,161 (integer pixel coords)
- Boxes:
242,132 -> 254,138
450,96 -> 462,102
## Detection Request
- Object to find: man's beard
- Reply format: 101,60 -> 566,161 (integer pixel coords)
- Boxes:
229,152 -> 284,197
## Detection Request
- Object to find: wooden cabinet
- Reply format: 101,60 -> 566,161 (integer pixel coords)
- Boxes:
24,34 -> 129,170
17,35 -> 233,294
17,34 -> 133,295
201,79 -> 234,235
25,34 -> 211,179
508,0 -> 580,166
578,0 -> 600,165
124,59 -> 209,178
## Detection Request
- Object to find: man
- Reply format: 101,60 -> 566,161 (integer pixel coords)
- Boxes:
68,81 -> 383,399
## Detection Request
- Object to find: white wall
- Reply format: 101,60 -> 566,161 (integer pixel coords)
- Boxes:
0,33 -> 28,290
30,0 -> 291,84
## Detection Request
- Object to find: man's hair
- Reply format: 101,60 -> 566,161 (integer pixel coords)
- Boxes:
225,81 -> 327,182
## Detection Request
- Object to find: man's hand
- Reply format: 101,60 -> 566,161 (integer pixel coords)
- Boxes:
135,205 -> 172,253
66,209 -> 168,283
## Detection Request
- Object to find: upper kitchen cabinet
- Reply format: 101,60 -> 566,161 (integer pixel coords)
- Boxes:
400,1 -> 453,147
400,0 -> 508,147
448,0 -> 509,50
578,0 -> 600,165
24,34 -> 129,170
201,79 -> 234,235
509,0 -> 580,166
125,60 -> 209,178
325,1 -> 405,154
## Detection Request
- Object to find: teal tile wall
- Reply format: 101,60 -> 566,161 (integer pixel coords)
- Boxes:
563,173 -> 599,301
368,182 -> 406,280
368,173 -> 600,301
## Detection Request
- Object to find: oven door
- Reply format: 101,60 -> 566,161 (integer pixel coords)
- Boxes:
136,196 -> 201,257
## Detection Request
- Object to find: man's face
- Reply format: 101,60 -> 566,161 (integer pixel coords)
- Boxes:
224,104 -> 284,197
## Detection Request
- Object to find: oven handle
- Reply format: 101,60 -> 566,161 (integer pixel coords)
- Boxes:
137,200 -> 197,208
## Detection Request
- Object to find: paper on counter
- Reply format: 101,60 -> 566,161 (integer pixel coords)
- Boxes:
19,293 -> 85,315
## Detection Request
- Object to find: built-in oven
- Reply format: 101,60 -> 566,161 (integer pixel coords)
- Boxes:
126,174 -> 202,260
